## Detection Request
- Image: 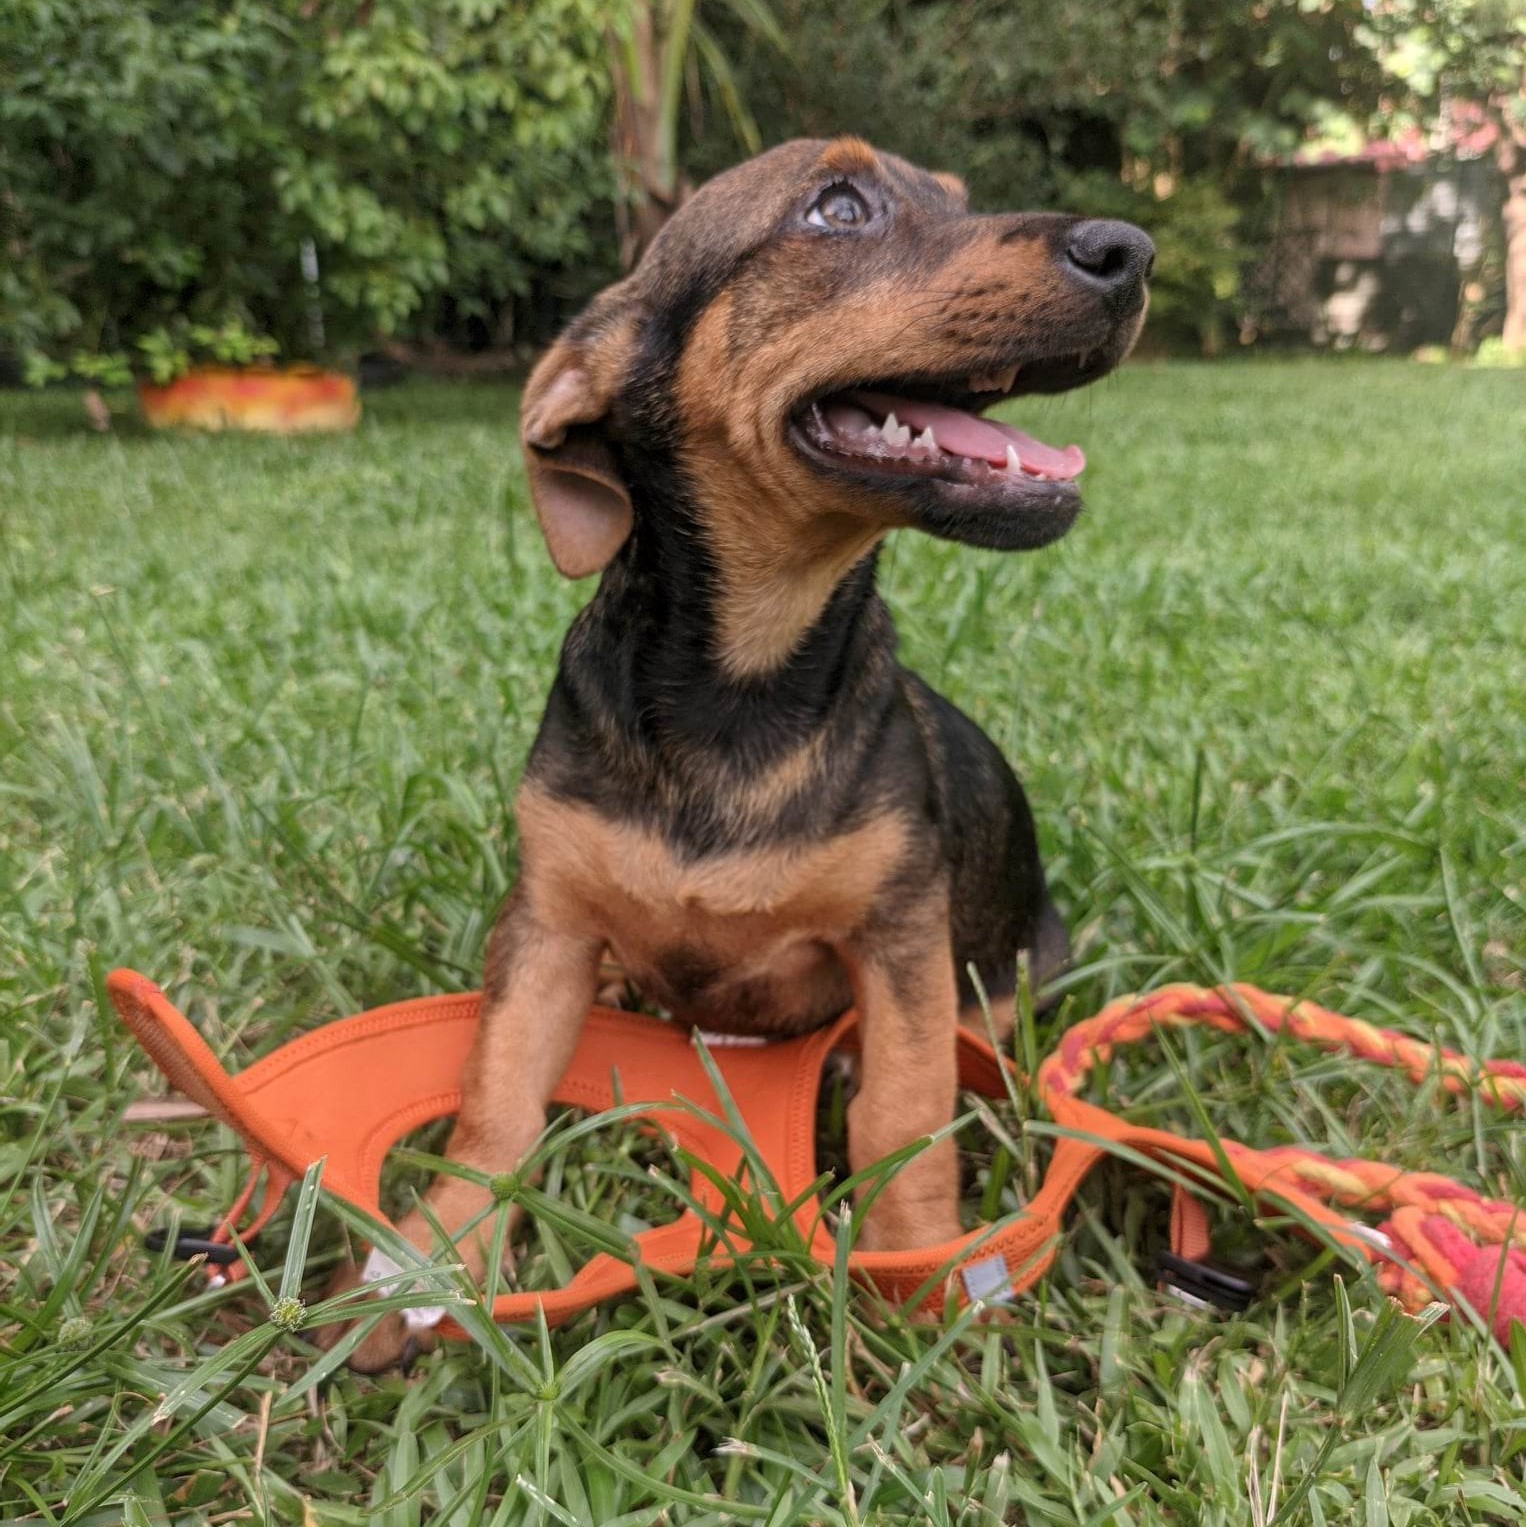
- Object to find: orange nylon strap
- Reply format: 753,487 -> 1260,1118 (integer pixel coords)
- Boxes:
1169,1185 -> 1213,1265
109,970 -> 1526,1341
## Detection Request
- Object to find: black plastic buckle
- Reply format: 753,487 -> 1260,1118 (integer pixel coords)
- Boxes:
1157,1250 -> 1257,1313
144,1225 -> 241,1267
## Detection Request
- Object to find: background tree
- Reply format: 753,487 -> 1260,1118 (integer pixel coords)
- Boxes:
608,0 -> 784,268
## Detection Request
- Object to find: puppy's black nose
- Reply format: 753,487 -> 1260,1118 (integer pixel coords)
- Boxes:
1063,220 -> 1155,306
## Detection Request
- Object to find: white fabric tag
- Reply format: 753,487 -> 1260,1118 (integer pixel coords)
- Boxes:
361,1246 -> 446,1332
695,1029 -> 769,1048
1162,1283 -> 1217,1313
961,1254 -> 1013,1304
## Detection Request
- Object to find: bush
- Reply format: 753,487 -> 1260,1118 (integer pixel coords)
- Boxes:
0,0 -> 616,382
1471,335 -> 1526,367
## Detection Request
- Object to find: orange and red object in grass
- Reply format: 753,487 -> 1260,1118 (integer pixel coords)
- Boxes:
137,366 -> 359,433
108,970 -> 1526,1343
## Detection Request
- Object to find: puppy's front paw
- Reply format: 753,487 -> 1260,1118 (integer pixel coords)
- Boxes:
313,1253 -> 446,1374
349,1307 -> 439,1373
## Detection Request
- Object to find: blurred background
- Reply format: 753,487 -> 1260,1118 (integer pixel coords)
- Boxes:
2,0 -> 1522,395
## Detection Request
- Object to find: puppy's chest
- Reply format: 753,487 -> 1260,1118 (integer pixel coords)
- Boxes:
517,784 -> 910,979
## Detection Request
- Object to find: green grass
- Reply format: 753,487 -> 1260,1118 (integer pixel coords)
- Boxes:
2,360 -> 1524,1523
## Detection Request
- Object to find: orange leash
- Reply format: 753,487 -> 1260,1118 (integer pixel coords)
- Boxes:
108,970 -> 1526,1343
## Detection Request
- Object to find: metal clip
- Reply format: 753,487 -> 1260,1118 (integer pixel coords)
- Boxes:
144,1225 -> 241,1266
1157,1250 -> 1257,1313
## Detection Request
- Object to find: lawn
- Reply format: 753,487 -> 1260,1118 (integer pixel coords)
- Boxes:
2,360 -> 1523,1524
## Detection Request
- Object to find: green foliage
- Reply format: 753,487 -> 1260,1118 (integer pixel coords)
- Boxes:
136,320 -> 282,385
2,364 -> 1524,1516
5,0 -> 1496,366
24,321 -> 283,391
1309,1 -> 1525,351
0,1 -> 296,378
1365,0 -> 1526,105
1473,334 -> 1526,364
1302,1 -> 1525,178
612,0 -> 786,187
0,0 -> 614,383
280,0 -> 616,341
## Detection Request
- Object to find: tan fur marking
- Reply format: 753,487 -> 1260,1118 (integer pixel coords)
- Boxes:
323,906 -> 604,1370
728,726 -> 832,820
819,136 -> 880,177
959,995 -> 1014,1043
845,893 -> 963,1248
516,782 -> 914,1035
519,782 -> 907,926
673,293 -> 889,676
933,171 -> 968,204
711,521 -> 885,677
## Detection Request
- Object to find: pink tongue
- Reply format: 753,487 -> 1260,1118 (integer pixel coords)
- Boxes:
850,390 -> 1085,479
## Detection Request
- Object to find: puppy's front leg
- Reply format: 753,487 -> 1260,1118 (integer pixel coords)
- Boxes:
844,896 -> 963,1252
337,891 -> 603,1370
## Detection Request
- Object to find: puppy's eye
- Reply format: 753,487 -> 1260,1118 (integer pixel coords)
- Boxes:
806,184 -> 872,231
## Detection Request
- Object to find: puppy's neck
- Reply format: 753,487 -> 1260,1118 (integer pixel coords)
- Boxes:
705,518 -> 889,680
567,483 -> 896,769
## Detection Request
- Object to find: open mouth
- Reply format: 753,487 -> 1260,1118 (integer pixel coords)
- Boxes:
790,350 -> 1113,517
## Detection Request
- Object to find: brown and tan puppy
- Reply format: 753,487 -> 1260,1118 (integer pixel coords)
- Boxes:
335,137 -> 1152,1369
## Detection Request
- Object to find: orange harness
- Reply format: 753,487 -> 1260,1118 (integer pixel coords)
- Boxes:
108,969 -> 1526,1342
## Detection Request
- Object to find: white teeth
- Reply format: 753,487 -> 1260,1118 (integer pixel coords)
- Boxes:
969,365 -> 1019,394
880,412 -> 912,448
1004,444 -> 1023,474
913,426 -> 938,455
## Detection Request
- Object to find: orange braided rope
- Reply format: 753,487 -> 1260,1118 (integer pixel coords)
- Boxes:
1039,984 -> 1526,1339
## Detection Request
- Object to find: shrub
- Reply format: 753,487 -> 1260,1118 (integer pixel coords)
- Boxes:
0,0 -> 615,383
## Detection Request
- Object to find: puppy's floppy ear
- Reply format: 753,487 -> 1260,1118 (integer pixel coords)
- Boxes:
520,328 -> 635,579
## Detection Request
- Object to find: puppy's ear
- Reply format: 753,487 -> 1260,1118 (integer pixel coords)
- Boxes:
520,330 -> 634,579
